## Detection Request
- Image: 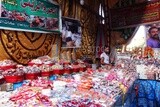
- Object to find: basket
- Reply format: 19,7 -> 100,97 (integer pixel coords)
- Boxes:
80,67 -> 86,72
0,65 -> 16,70
52,69 -> 64,75
25,73 -> 40,80
41,71 -> 51,77
64,69 -> 71,74
72,68 -> 80,73
5,75 -> 24,83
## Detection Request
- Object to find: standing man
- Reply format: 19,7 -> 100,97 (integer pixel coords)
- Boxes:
147,26 -> 160,48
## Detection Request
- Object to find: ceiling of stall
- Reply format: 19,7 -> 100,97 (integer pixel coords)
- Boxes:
108,0 -> 119,8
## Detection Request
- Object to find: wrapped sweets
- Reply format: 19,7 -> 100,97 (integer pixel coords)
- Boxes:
71,64 -> 80,73
10,86 -> 53,107
24,78 -> 53,88
0,60 -> 16,66
40,64 -> 51,77
24,65 -> 41,74
2,69 -> 23,76
145,65 -> 157,79
57,99 -> 103,107
51,63 -> 63,70
77,79 -> 93,90
24,66 -> 41,80
3,69 -> 24,83
0,60 -> 16,70
40,56 -> 56,65
43,60 -> 55,65
40,64 -> 51,72
28,59 -> 42,66
51,63 -> 64,75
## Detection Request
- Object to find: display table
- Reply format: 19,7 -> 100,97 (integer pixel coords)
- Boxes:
114,79 -> 160,107
0,70 -> 137,107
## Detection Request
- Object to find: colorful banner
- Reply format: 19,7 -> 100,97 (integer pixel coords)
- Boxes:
0,0 -> 60,33
61,17 -> 82,48
111,1 -> 160,29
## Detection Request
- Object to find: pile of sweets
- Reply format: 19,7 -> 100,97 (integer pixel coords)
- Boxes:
22,65 -> 41,74
0,60 -> 16,70
51,63 -> 63,70
9,78 -> 53,107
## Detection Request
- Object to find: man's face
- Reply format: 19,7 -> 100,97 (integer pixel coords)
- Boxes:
104,47 -> 109,53
67,41 -> 74,47
150,28 -> 159,39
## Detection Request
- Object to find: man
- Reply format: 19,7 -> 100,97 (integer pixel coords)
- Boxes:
66,37 -> 75,47
100,45 -> 110,65
147,26 -> 160,48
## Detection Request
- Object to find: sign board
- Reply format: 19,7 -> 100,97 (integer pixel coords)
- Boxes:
111,1 -> 160,29
0,0 -> 60,33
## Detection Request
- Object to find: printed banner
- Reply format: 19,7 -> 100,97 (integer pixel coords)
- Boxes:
111,1 -> 160,29
61,17 -> 82,48
0,0 -> 60,33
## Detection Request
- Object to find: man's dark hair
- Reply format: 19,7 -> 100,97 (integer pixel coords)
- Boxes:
148,26 -> 158,34
104,45 -> 109,49
66,37 -> 72,42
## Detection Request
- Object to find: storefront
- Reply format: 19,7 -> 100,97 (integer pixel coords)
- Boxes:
0,0 -> 159,107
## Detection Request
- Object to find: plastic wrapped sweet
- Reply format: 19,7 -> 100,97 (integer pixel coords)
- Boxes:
0,60 -> 16,66
2,69 -> 23,76
40,64 -> 52,77
37,55 -> 51,61
40,64 -> 51,72
2,69 -> 24,83
51,63 -> 63,70
24,78 -> 53,88
56,99 -> 103,107
23,65 -> 41,74
10,86 -> 53,107
0,60 -> 16,70
28,59 -> 42,66
22,66 -> 41,80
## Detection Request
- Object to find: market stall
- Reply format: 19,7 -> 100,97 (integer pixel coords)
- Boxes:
0,56 -> 138,107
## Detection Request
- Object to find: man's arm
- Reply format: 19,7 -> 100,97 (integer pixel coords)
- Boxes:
100,57 -> 105,65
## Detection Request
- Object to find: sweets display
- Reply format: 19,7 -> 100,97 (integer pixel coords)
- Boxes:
0,60 -> 16,70
51,63 -> 63,70
2,55 -> 158,107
